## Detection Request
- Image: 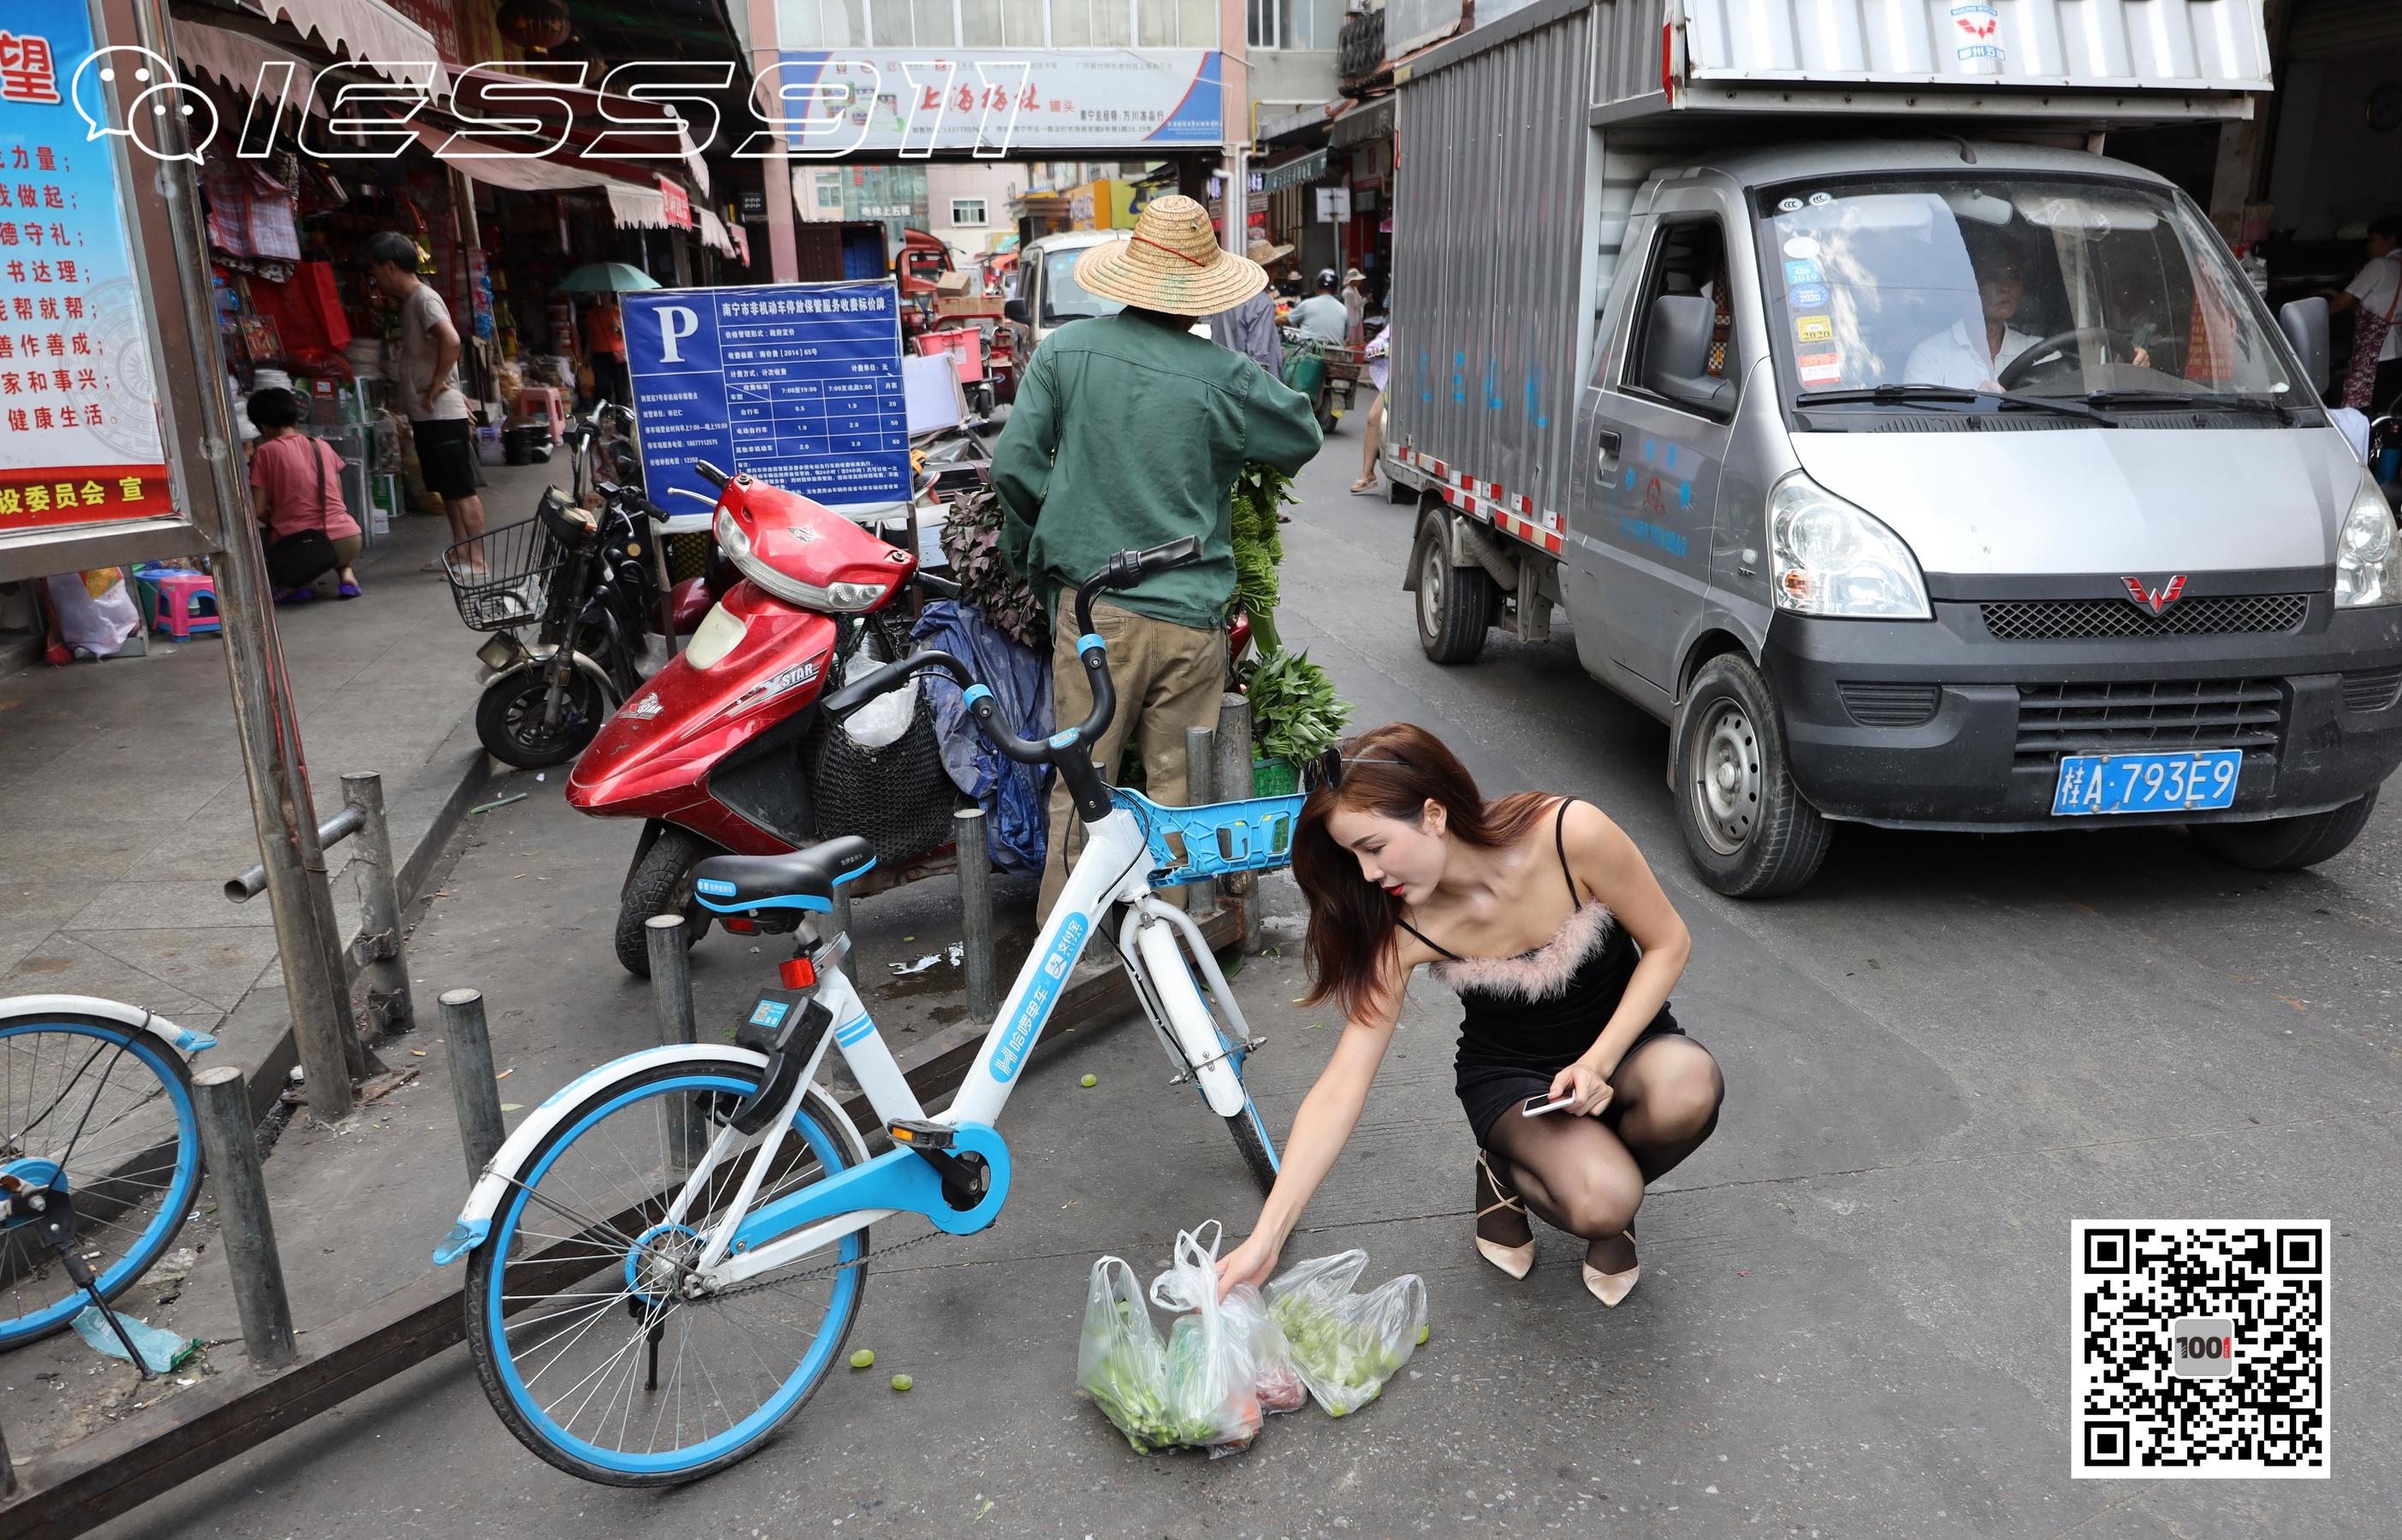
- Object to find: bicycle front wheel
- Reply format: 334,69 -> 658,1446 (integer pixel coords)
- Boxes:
0,1011 -> 202,1347
465,1059 -> 870,1486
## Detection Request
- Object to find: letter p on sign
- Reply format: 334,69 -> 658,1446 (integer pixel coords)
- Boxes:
656,305 -> 700,363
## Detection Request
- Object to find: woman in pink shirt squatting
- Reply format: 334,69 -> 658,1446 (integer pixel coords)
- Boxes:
249,387 -> 364,601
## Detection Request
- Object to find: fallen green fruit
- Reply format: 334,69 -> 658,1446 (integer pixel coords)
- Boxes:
1416,1325 -> 1429,1345
891,1373 -> 913,1392
850,1349 -> 875,1370
1080,1074 -> 1098,1087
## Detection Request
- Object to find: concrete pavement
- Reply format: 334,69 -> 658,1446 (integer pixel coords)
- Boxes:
45,422 -> 2402,1537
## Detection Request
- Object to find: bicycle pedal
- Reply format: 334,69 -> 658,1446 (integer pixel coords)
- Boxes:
887,1118 -> 953,1149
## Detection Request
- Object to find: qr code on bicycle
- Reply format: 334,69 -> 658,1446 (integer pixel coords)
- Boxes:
2073,1222 -> 2328,1478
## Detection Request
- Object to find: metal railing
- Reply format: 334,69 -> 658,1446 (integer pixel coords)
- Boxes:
1339,5 -> 1388,90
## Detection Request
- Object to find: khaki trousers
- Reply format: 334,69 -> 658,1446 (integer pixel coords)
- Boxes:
1037,599 -> 1225,920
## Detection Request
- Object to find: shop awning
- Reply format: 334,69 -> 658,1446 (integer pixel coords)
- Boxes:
1255,149 -> 1330,194
243,0 -> 450,97
1330,98 -> 1395,149
175,23 -> 330,116
420,127 -> 693,234
698,208 -> 732,256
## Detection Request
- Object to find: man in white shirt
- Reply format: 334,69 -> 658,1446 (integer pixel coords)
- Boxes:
1902,245 -> 2038,390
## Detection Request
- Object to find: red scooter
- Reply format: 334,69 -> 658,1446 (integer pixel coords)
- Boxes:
569,460 -> 954,975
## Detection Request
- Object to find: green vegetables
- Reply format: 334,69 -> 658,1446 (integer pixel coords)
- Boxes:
1268,1294 -> 1409,1416
938,487 -> 1048,651
1081,1302 -> 1233,1454
1244,648 -> 1353,768
1229,463 -> 1292,656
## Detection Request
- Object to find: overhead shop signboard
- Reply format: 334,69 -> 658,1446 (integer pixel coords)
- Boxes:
775,50 -> 1224,153
624,280 -> 910,512
0,0 -> 177,562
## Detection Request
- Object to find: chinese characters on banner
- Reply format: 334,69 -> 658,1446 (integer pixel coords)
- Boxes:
624,281 -> 909,509
659,176 -> 692,231
0,3 -> 172,541
780,50 -> 1224,154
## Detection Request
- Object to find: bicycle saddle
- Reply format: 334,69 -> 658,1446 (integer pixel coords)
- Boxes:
692,837 -> 876,914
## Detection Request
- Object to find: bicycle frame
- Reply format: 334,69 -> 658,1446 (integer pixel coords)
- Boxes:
685,805 -> 1176,1289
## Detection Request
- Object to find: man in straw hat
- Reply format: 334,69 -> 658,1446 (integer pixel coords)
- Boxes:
993,195 -> 1324,921
1207,236 -> 1295,375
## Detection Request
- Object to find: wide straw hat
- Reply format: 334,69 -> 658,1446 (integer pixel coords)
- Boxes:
1248,237 -> 1295,265
1071,195 -> 1266,317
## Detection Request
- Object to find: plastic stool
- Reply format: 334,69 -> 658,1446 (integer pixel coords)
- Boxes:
150,571 -> 221,641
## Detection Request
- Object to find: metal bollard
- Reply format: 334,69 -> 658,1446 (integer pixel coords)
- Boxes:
342,772 -> 413,1039
1183,725 -> 1217,913
645,915 -> 697,1046
1213,693 -> 1261,947
955,808 -> 999,1020
644,916 -> 709,1170
190,1066 -> 299,1372
439,990 -> 507,1181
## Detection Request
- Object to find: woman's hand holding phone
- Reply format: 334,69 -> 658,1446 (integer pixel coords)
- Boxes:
1545,1060 -> 1615,1118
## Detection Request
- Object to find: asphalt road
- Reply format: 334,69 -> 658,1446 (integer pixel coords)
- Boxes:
107,420 -> 2399,1537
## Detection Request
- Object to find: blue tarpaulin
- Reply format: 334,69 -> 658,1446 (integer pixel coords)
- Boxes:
912,601 -> 1053,872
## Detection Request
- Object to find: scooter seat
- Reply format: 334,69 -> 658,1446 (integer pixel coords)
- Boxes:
691,837 -> 877,915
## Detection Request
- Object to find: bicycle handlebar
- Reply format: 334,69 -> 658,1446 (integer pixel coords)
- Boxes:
819,539 -> 1203,775
691,459 -> 732,492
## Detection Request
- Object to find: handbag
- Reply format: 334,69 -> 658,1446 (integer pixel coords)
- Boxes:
264,436 -> 340,589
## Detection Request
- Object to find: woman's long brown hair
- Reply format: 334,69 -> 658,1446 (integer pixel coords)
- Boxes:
1294,722 -> 1554,1021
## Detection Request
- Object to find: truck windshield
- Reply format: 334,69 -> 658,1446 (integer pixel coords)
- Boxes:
1753,175 -> 2299,420
1041,248 -> 1123,329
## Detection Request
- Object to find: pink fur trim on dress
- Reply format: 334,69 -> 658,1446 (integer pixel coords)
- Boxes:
1430,902 -> 1616,1003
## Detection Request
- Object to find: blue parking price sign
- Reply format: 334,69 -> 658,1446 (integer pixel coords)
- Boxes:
624,281 -> 910,511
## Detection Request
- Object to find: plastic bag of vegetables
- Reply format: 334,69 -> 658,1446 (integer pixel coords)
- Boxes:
1147,1224 -> 1263,1457
1265,1249 -> 1429,1418
1222,1283 -> 1308,1416
1075,1230 -> 1260,1457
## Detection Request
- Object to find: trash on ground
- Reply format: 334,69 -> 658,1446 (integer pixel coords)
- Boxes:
1266,1248 -> 1428,1418
469,792 -> 528,814
888,953 -> 945,978
151,1247 -> 200,1284
72,1306 -> 200,1374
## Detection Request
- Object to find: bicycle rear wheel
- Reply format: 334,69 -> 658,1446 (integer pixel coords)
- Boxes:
464,1060 -> 870,1485
0,1012 -> 201,1347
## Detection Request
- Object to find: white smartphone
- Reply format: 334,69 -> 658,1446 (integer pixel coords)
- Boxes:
1521,1092 -> 1577,1116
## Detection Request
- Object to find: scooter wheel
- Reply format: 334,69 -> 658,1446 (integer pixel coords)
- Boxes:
614,826 -> 720,978
477,669 -> 607,770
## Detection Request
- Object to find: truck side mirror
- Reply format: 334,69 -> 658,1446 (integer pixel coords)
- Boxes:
1643,294 -> 1735,417
1004,297 -> 1031,325
2277,296 -> 2330,396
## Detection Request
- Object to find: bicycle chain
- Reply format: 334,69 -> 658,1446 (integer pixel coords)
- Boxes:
700,1224 -> 946,1305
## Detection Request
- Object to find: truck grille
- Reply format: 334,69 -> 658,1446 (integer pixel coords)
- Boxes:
1980,594 -> 2308,641
2014,679 -> 2284,762
1836,681 -> 1942,727
2341,666 -> 2402,714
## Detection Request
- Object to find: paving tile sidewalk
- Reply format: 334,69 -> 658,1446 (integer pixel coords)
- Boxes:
0,460 -> 563,1074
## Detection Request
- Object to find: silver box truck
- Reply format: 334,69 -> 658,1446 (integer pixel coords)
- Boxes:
1384,0 -> 2402,894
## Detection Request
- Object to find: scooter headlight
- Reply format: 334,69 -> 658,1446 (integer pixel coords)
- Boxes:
714,506 -> 894,613
1768,472 -> 1932,621
2334,468 -> 2402,609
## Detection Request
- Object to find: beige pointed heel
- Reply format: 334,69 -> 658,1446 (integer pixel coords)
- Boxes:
1581,1229 -> 1639,1307
1474,1150 -> 1535,1280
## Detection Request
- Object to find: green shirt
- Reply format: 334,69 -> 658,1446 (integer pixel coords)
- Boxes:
993,311 -> 1322,631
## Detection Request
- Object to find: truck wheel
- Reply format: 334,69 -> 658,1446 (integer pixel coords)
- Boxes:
2189,791 -> 2377,872
1672,654 -> 1830,897
1414,514 -> 1492,665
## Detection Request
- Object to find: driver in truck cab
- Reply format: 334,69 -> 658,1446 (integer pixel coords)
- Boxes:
1902,229 -> 2147,390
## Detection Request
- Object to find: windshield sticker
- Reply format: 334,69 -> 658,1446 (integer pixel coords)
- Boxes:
1797,351 -> 1843,386
1782,236 -> 1821,260
1794,315 -> 1835,345
1776,197 -> 1804,213
1789,282 -> 1830,308
1782,258 -> 1824,287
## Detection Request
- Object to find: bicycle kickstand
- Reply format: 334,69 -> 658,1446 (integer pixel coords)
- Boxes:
37,1209 -> 157,1379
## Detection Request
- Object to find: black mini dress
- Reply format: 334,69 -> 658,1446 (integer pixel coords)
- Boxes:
1397,799 -> 1683,1147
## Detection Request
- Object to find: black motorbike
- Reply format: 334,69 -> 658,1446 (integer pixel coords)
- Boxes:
449,408 -> 679,768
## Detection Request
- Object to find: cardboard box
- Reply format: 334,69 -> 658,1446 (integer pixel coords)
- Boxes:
936,297 -> 1006,318
934,270 -> 972,296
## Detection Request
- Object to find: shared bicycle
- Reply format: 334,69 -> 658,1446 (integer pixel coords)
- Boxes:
438,539 -> 1300,1484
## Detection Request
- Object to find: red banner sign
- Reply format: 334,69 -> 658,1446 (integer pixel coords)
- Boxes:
659,177 -> 691,231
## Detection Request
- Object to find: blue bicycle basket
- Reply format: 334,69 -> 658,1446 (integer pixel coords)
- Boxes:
1112,788 -> 1308,889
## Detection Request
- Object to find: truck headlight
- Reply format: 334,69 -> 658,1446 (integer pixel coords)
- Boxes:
2334,469 -> 2402,609
1768,472 -> 1932,620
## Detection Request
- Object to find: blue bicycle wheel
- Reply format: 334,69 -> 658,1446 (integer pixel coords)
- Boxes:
464,1058 -> 869,1485
0,1014 -> 201,1347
